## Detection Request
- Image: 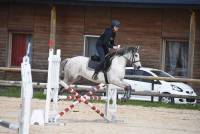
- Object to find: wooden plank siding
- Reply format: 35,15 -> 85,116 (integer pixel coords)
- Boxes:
112,8 -> 162,68
162,9 -> 190,39
32,5 -> 50,70
0,5 -> 9,80
0,5 -> 8,67
192,11 -> 200,92
193,11 -> 200,79
84,7 -> 111,35
7,4 -> 35,32
0,4 -> 199,92
56,6 -> 85,59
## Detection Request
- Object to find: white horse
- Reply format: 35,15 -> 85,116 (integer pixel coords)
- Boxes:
60,47 -> 141,100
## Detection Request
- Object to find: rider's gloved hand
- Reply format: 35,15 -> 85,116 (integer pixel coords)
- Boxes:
113,45 -> 120,50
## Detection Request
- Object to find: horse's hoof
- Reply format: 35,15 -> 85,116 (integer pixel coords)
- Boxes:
121,97 -> 128,102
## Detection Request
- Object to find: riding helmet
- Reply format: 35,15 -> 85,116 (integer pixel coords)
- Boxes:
111,20 -> 120,28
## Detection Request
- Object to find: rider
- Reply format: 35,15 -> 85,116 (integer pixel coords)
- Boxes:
92,20 -> 120,80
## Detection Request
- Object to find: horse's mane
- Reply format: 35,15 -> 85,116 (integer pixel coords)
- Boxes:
116,47 -> 134,56
105,47 -> 136,65
107,47 -> 136,58
103,47 -> 137,71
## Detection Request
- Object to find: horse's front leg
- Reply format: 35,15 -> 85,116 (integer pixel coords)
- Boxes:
109,79 -> 134,101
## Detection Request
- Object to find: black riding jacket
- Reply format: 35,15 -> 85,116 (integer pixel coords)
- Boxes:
96,27 -> 117,52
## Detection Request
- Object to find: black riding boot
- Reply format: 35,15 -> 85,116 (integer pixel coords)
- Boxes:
92,62 -> 104,80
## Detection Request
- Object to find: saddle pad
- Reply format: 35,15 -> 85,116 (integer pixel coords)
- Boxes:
88,59 -> 100,69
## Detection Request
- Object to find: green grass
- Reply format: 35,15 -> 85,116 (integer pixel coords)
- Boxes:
33,91 -> 46,99
90,99 -> 200,110
117,99 -> 200,110
0,86 -> 21,97
0,86 -> 200,110
0,86 -> 46,99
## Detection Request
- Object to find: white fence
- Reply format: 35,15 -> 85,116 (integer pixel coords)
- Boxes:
0,55 -> 33,134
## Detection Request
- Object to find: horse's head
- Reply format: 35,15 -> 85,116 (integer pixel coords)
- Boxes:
122,46 -> 142,70
132,46 -> 141,69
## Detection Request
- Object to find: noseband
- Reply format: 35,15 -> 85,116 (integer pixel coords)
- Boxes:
123,51 -> 140,66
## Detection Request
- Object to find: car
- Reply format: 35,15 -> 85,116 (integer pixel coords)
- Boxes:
118,67 -> 197,104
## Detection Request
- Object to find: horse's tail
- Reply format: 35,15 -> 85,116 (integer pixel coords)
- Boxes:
60,58 -> 70,79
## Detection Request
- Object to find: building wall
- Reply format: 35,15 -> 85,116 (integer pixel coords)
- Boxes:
192,11 -> 200,93
56,6 -> 85,59
0,4 -> 199,90
0,4 -> 50,81
111,7 -> 162,68
0,4 -> 9,67
0,5 -> 9,80
194,11 -> 200,79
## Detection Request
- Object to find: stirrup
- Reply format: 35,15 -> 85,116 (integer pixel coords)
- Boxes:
92,72 -> 98,80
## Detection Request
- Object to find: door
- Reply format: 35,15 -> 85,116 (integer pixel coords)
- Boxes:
125,69 -> 153,101
11,34 -> 27,66
10,33 -> 32,67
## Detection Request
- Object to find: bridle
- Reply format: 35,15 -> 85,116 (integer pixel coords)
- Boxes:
123,50 -> 140,66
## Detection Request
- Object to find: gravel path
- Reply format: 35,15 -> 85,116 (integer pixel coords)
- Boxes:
0,97 -> 200,134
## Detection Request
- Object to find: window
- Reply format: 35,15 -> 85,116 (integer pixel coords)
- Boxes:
135,70 -> 152,83
9,33 -> 32,67
84,35 -> 99,57
125,69 -> 134,75
163,40 -> 189,77
125,69 -> 153,83
151,70 -> 173,78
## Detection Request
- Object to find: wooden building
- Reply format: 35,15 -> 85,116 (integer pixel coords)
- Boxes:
0,0 -> 199,93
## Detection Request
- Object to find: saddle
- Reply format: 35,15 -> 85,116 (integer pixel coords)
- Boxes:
88,55 -> 101,69
88,54 -> 114,84
88,54 -> 114,71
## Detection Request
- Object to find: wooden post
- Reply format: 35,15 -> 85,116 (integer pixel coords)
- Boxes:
188,10 -> 196,78
151,80 -> 154,102
49,6 -> 56,50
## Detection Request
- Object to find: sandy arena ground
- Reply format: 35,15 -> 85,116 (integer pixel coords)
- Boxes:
0,97 -> 200,134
